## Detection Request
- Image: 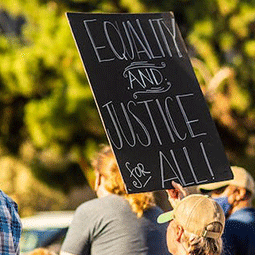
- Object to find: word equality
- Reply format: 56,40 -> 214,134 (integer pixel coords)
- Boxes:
102,93 -> 207,149
83,17 -> 183,63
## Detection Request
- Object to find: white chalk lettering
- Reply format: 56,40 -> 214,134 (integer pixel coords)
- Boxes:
125,162 -> 152,189
136,19 -> 163,59
104,21 -> 127,60
176,93 -> 207,138
170,149 -> 194,185
160,143 -> 214,188
127,101 -> 151,147
83,19 -> 115,63
83,18 -> 183,63
123,61 -> 166,92
200,142 -> 215,179
102,94 -> 206,149
103,101 -> 137,148
148,19 -> 165,58
128,71 -> 146,89
137,100 -> 162,145
102,101 -> 123,149
161,18 -> 183,58
156,97 -> 187,143
126,21 -> 152,60
159,151 -> 183,188
183,146 -> 207,184
121,21 -> 135,59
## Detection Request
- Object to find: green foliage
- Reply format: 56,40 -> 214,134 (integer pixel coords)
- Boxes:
182,1 -> 255,166
0,0 -> 106,193
0,0 -> 255,200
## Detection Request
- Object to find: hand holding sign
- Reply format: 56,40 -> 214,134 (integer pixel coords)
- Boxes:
167,181 -> 189,208
67,12 -> 233,193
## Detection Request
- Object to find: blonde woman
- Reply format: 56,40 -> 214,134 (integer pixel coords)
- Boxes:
60,145 -> 170,255
158,182 -> 225,255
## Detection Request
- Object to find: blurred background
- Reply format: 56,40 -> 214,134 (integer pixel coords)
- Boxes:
0,0 -> 255,242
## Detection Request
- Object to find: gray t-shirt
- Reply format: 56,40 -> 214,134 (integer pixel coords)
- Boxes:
61,195 -> 170,255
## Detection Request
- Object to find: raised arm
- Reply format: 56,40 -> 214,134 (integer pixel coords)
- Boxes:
166,181 -> 189,208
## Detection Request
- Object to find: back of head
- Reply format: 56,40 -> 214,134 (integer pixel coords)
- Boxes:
230,166 -> 255,195
177,195 -> 225,255
182,230 -> 223,255
174,195 -> 225,238
92,145 -> 126,195
198,166 -> 255,197
92,145 -> 155,217
158,194 -> 225,255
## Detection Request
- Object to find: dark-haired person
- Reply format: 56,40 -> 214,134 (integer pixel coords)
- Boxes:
198,166 -> 255,255
60,145 -> 170,255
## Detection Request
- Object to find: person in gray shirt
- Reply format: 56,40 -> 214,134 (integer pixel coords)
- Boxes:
60,145 -> 170,255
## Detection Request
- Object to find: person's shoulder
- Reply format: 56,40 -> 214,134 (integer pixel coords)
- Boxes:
99,194 -> 127,205
146,205 -> 163,215
76,195 -> 124,211
73,195 -> 127,221
143,205 -> 164,220
227,207 -> 255,225
0,190 -> 18,210
0,189 -> 9,202
76,197 -> 100,210
72,197 -> 102,220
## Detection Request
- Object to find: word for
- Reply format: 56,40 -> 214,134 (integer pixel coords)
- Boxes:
83,17 -> 183,63
125,162 -> 152,189
102,93 -> 206,150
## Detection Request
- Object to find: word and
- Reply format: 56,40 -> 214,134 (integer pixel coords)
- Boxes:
83,17 -> 183,63
125,162 -> 152,189
123,61 -> 172,99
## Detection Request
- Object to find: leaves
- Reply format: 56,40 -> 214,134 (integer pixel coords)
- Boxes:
0,0 -> 255,211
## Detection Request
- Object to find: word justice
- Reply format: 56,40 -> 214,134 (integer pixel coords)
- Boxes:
102,93 -> 207,150
83,17 -> 183,63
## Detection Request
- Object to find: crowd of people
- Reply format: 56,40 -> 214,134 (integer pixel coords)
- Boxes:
198,166 -> 255,254
60,145 -> 170,255
1,145 -> 255,255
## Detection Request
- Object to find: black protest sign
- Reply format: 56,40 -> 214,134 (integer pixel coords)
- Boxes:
67,12 -> 233,193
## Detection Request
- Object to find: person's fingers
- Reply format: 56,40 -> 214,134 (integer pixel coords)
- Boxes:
171,181 -> 183,190
166,189 -> 177,199
172,181 -> 189,197
165,181 -> 190,208
166,189 -> 180,208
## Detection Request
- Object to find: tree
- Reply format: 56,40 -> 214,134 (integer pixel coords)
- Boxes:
0,0 -> 255,212
0,0 -> 107,194
175,1 -> 255,168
